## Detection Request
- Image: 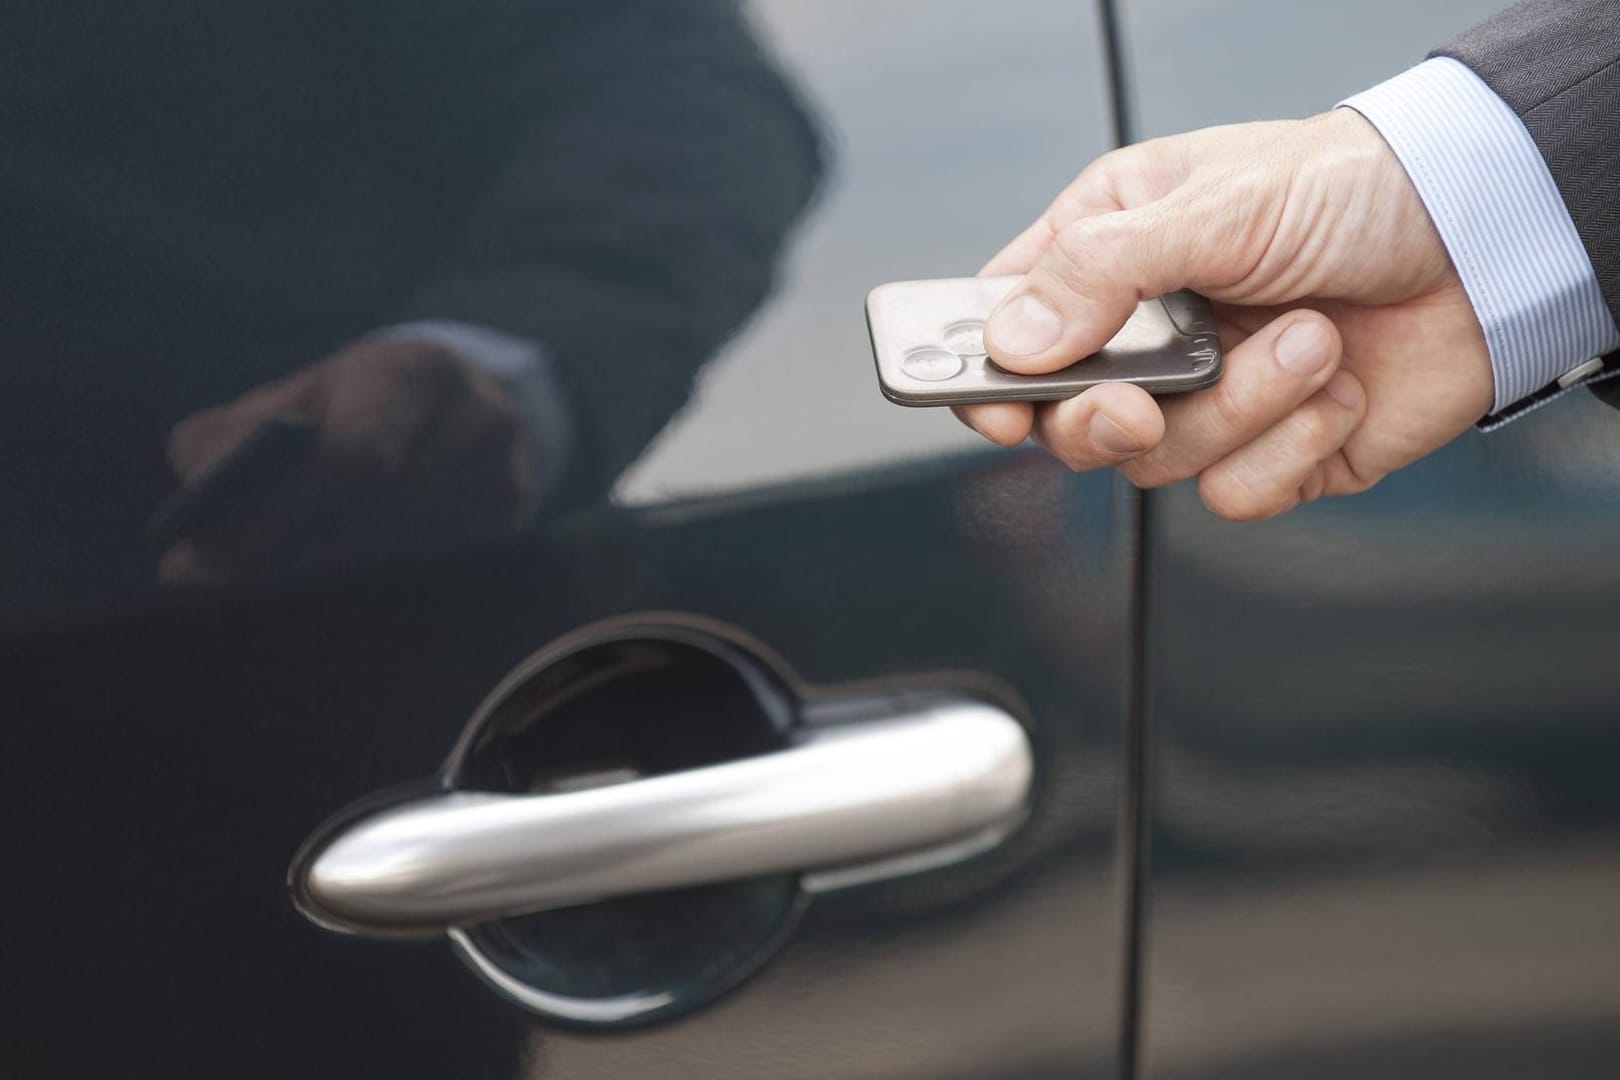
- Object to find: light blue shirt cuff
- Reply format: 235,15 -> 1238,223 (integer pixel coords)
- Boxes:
371,320 -> 573,507
1341,56 -> 1620,416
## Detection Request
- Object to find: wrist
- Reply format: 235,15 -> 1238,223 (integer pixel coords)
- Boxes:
1315,107 -> 1459,302
1342,57 -> 1620,416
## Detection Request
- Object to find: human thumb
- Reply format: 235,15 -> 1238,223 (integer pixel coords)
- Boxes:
984,201 -> 1209,375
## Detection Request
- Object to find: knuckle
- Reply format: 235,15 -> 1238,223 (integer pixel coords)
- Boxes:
166,408 -> 234,473
1048,219 -> 1093,285
1290,408 -> 1336,450
1056,148 -> 1134,210
1299,468 -> 1327,504
167,412 -> 204,452
1333,469 -> 1381,497
1049,216 -> 1116,288
1205,378 -> 1254,434
1323,452 -> 1385,497
1086,145 -> 1134,180
359,340 -> 470,397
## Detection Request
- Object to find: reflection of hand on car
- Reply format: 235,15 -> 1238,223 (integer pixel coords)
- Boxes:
959,110 -> 1493,520
160,336 -> 541,585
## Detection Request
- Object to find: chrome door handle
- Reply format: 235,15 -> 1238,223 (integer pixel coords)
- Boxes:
297,699 -> 1031,934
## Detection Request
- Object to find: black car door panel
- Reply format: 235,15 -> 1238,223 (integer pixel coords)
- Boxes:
0,2 -> 1135,1077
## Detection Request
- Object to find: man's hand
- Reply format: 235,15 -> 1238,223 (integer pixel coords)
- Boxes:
161,337 -> 540,584
959,109 -> 1493,519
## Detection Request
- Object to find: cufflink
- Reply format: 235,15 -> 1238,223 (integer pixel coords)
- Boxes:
1477,353 -> 1620,432
1556,356 -> 1608,389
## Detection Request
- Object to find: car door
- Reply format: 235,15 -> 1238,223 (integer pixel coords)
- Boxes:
1122,2 -> 1620,1076
0,2 -> 1143,1077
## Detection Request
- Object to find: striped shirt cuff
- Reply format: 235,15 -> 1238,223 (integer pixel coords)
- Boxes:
1341,56 -> 1620,416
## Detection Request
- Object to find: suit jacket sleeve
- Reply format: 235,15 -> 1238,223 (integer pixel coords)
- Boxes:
1435,0 -> 1620,409
398,0 -> 824,505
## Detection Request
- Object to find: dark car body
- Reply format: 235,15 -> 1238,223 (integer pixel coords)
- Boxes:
3,1 -> 1617,1077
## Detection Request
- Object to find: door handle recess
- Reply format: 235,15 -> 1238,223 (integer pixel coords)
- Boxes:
298,700 -> 1031,934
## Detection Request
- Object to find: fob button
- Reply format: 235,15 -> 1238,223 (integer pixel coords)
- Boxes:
901,347 -> 965,382
943,321 -> 987,356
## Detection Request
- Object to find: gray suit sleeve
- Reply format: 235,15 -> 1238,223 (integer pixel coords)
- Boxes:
1435,0 -> 1620,335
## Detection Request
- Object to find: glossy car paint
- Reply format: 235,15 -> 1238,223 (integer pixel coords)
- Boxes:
1123,1 -> 1620,1076
0,1 -> 1135,1077
7,0 -> 1613,1076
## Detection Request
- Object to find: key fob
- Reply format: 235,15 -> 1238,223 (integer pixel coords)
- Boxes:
867,275 -> 1222,406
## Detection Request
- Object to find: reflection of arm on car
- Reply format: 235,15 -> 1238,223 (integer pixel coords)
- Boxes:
0,0 -> 824,617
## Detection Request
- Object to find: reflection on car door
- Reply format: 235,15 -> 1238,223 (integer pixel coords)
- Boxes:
0,2 -> 1142,1077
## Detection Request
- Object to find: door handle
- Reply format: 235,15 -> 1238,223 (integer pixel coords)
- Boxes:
297,699 -> 1031,934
